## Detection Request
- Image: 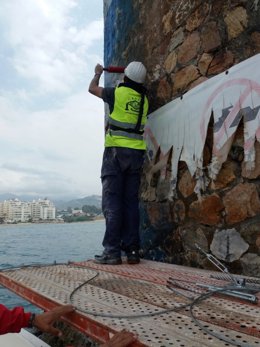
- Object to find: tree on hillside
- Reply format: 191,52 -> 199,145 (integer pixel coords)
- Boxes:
82,205 -> 101,214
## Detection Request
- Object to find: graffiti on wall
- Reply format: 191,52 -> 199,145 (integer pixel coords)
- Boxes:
145,54 -> 260,200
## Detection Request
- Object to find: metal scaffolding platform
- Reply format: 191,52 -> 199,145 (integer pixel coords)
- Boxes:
0,259 -> 260,346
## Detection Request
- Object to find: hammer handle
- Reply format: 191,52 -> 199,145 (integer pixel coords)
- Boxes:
103,66 -> 125,73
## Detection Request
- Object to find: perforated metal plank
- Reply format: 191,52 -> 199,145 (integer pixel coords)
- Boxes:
72,264 -> 260,342
76,259 -> 260,289
0,261 -> 260,346
0,268 -> 114,345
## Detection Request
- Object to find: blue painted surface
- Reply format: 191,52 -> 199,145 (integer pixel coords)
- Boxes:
104,0 -> 137,67
139,202 -> 175,262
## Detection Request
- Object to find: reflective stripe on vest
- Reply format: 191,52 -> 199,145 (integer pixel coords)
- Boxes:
108,117 -> 145,131
109,129 -> 143,140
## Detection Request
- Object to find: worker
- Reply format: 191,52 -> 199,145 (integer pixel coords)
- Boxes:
89,61 -> 149,265
0,303 -> 136,346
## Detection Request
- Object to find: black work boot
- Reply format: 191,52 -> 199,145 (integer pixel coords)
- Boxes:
94,253 -> 122,265
126,250 -> 140,264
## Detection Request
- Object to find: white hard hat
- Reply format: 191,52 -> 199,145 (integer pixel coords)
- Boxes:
124,61 -> 147,84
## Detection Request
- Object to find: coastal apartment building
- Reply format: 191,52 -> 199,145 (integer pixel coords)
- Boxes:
30,199 -> 56,221
0,199 -> 56,223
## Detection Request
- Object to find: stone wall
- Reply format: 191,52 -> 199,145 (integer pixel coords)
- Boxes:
103,0 -> 260,277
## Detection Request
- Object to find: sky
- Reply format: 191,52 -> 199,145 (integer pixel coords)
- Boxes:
0,0 -> 105,200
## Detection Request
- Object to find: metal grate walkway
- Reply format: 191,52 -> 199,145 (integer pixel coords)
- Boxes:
0,259 -> 260,346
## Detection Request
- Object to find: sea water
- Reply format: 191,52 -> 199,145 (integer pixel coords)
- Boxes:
0,220 -> 104,311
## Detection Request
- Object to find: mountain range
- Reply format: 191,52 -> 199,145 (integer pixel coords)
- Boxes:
0,193 -> 102,210
54,195 -> 102,210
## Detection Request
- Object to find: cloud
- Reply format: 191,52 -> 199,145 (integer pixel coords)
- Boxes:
0,89 -> 105,199
0,0 -> 103,93
0,0 -> 105,199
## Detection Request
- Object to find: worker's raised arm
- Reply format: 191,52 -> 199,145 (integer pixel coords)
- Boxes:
88,64 -> 104,98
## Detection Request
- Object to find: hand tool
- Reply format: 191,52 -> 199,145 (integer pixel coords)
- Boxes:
103,66 -> 125,73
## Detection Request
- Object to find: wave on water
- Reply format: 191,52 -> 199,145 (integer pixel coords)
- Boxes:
0,221 -> 104,309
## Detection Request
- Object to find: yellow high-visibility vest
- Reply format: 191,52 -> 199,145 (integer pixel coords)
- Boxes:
105,86 -> 149,150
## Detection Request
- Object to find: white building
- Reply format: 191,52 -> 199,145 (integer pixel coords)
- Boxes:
0,198 -> 56,223
31,199 -> 56,221
0,199 -> 31,222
